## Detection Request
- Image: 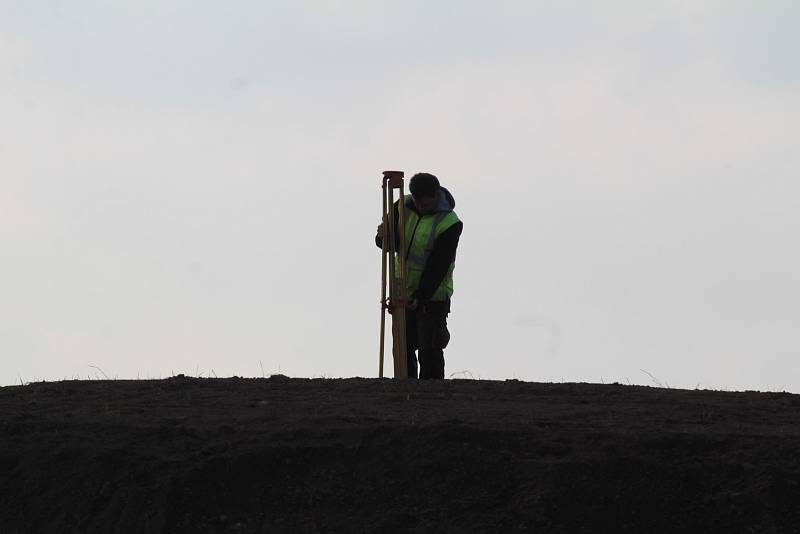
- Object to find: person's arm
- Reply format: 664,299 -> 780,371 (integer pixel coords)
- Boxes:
411,221 -> 463,304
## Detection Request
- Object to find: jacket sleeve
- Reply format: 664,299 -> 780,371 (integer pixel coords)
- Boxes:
375,200 -> 402,249
412,221 -> 463,303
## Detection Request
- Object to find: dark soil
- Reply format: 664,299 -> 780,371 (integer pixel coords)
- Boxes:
1,376 -> 799,533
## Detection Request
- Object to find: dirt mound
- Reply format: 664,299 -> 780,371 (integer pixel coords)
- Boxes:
1,377 -> 799,533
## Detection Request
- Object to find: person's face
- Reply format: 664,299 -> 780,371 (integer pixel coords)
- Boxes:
412,194 -> 437,215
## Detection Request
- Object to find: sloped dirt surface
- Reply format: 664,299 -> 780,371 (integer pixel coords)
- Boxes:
1,376 -> 799,533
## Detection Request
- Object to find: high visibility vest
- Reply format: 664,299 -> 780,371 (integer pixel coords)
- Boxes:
396,196 -> 460,301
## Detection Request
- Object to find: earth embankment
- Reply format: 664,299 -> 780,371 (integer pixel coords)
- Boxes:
1,376 -> 799,533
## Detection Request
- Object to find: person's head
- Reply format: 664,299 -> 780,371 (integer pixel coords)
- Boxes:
409,173 -> 440,215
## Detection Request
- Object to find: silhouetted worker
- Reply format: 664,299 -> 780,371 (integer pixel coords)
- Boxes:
376,173 -> 463,379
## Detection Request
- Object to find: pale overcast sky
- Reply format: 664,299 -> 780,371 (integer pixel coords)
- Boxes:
2,1 -> 799,391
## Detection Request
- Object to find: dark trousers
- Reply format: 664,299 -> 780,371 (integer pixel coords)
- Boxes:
405,300 -> 451,379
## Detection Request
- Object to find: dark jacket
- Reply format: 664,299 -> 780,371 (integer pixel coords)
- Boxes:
376,187 -> 463,304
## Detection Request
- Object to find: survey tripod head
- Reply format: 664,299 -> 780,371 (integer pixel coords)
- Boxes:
378,170 -> 409,379
383,170 -> 404,187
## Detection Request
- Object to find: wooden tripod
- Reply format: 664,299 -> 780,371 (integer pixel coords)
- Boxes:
379,171 -> 409,379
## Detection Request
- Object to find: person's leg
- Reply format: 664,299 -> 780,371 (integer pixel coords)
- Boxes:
405,308 -> 419,379
417,302 -> 450,380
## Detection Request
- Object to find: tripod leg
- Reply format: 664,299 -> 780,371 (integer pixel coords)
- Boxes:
379,170 -> 408,379
395,181 -> 409,378
379,182 -> 388,378
386,186 -> 404,379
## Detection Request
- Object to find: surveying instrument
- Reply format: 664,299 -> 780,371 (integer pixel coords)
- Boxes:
379,170 -> 409,379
